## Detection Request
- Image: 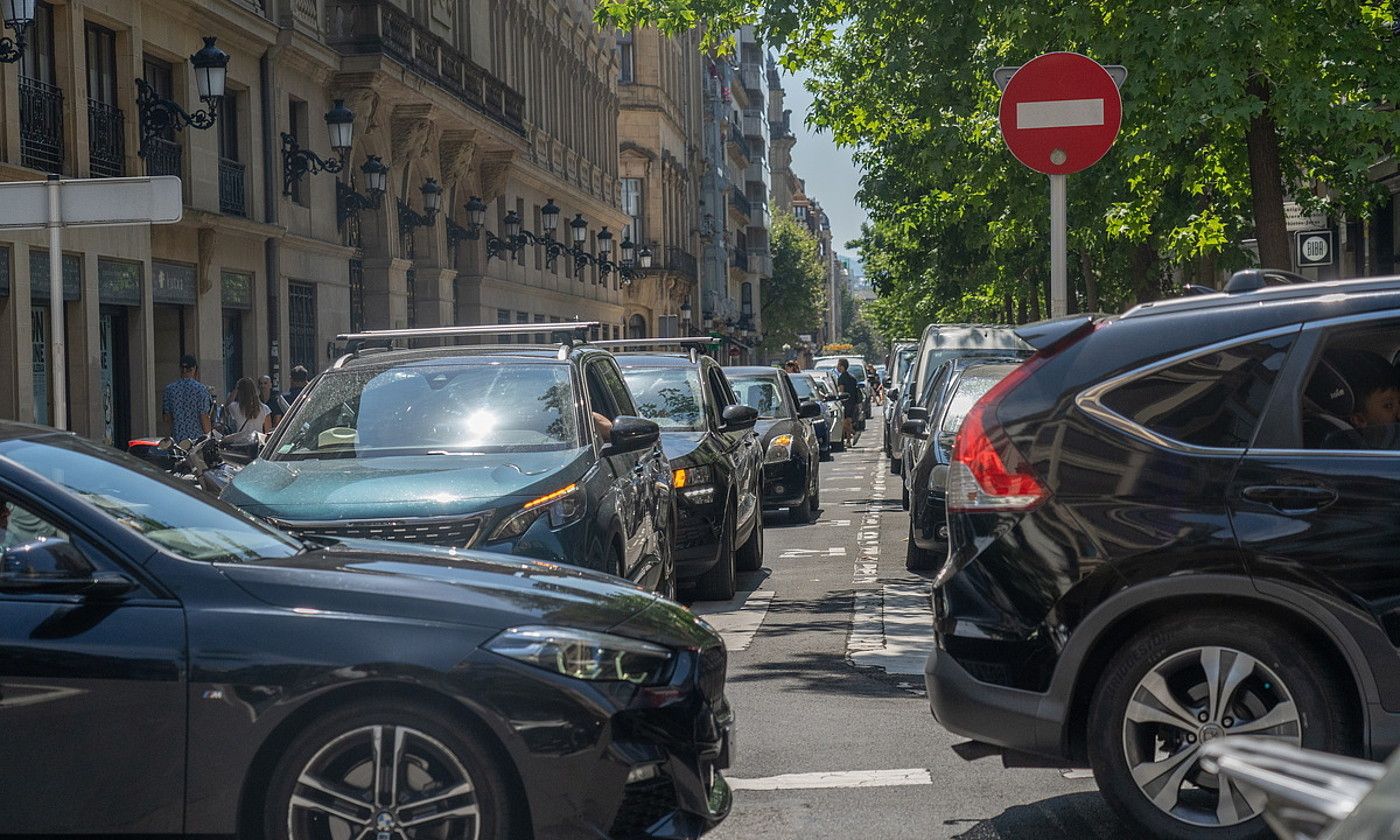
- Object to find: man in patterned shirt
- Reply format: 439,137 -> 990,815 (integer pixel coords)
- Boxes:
162,354 -> 213,443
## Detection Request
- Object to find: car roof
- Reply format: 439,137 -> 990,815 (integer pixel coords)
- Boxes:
917,323 -> 1022,347
0,421 -> 64,443
331,344 -> 600,370
1120,274 -> 1400,323
614,353 -> 707,368
726,366 -> 783,376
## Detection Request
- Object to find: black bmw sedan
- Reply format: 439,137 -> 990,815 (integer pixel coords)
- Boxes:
727,367 -> 823,524
0,422 -> 732,839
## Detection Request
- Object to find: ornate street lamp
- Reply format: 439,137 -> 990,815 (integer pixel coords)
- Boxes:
135,36 -> 229,158
399,177 -> 442,232
337,155 -> 389,227
282,99 -> 355,196
0,0 -> 36,64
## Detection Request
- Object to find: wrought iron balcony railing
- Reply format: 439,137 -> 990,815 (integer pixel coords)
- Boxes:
144,137 -> 182,177
219,157 -> 247,217
88,100 -> 126,178
20,77 -> 65,173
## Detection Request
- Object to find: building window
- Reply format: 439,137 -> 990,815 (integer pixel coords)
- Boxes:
516,310 -> 529,344
497,308 -> 511,343
621,178 -> 643,244
219,92 -> 246,216
287,281 -> 317,374
534,313 -> 547,344
741,282 -> 754,317
348,259 -> 365,332
628,314 -> 647,339
86,23 -> 124,178
142,56 -> 180,177
20,2 -> 63,174
618,31 -> 635,84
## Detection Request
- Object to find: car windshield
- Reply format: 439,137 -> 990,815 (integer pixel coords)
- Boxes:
918,346 -> 1022,400
622,366 -> 706,430
271,362 -> 581,460
0,435 -> 303,563
731,375 -> 789,419
940,365 -> 1018,435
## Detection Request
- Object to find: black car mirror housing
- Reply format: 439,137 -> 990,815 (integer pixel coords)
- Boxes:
0,538 -> 137,597
721,404 -> 760,431
902,419 -> 929,439
798,401 -> 822,419
603,416 -> 661,456
906,406 -> 929,421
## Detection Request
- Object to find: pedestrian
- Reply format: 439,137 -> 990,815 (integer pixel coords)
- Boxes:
162,354 -> 213,443
259,375 -> 290,426
285,365 -> 311,406
783,360 -> 801,374
836,358 -> 861,448
224,377 -> 273,435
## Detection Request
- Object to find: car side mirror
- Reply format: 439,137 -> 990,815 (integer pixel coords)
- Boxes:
887,387 -> 900,402
901,419 -> 929,439
906,406 -> 928,421
721,404 -> 759,431
219,432 -> 264,466
602,416 -> 661,456
798,400 -> 822,419
0,538 -> 136,597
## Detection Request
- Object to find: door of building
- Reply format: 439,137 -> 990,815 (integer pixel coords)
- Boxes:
99,306 -> 131,447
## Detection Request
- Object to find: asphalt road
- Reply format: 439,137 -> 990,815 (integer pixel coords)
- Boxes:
691,437 -> 1137,840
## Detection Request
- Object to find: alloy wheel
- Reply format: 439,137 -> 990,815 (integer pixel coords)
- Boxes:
1121,646 -> 1301,828
288,724 -> 480,840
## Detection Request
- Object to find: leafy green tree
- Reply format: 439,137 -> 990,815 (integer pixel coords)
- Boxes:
760,207 -> 827,354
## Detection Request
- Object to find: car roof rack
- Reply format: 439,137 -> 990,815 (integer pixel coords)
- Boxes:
334,322 -> 600,359
1224,268 -> 1310,294
595,337 -> 721,364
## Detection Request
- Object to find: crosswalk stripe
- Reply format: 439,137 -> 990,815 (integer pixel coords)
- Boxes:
727,768 -> 934,791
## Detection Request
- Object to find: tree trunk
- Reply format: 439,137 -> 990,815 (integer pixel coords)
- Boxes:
1131,244 -> 1158,304
1244,76 -> 1292,270
1016,294 -> 1028,325
1028,277 -> 1041,322
1079,251 -> 1100,311
1002,292 -> 1014,324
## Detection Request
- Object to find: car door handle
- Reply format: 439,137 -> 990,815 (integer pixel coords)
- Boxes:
1241,485 -> 1338,514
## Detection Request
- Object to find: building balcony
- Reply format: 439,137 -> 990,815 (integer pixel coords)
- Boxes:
729,186 -> 753,219
732,247 -> 750,271
144,137 -> 182,178
663,246 -> 697,279
749,202 -> 768,228
748,249 -> 772,276
87,100 -> 126,178
20,77 -> 64,173
327,0 -> 525,135
742,113 -> 765,141
727,123 -> 752,162
219,157 -> 247,217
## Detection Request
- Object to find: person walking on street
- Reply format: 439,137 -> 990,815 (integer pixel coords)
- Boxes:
162,354 -> 213,443
225,377 -> 273,435
259,375 -> 290,426
285,365 -> 311,406
836,358 -> 861,448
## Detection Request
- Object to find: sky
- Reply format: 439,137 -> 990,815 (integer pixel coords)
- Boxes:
780,67 -> 869,268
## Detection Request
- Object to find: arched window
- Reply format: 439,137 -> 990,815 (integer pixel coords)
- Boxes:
627,314 -> 648,339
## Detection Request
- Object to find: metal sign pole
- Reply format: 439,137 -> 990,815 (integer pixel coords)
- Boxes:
46,174 -> 66,430
1049,173 -> 1067,318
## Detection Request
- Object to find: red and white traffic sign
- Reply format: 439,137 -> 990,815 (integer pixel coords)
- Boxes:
998,52 -> 1122,175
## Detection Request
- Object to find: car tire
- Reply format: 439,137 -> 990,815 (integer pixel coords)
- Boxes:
263,701 -> 513,840
1087,612 -> 1357,840
736,499 -> 764,572
900,481 -> 909,511
890,454 -> 902,476
788,465 -> 818,525
692,508 -> 737,601
905,515 -> 938,571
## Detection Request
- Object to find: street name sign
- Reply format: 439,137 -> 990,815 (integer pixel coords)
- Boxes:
998,52 -> 1123,176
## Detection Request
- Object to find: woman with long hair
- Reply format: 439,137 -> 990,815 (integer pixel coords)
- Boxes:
224,377 -> 272,434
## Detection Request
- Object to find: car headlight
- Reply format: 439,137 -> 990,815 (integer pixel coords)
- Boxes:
489,483 -> 585,542
485,626 -> 674,685
765,434 -> 794,464
674,465 -> 717,503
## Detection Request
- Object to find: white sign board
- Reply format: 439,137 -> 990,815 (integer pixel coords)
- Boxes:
1297,229 -> 1333,267
0,176 -> 183,230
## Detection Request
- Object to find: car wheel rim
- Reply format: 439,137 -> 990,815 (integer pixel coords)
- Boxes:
288,724 -> 480,840
1121,646 -> 1301,828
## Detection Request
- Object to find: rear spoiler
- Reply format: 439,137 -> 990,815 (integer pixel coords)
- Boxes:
1013,315 -> 1100,352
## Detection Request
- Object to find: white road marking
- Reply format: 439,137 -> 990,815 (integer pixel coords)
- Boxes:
820,519 -> 852,527
691,589 -> 774,652
779,547 -> 847,559
1016,97 -> 1105,129
848,584 -> 936,675
728,768 -> 934,791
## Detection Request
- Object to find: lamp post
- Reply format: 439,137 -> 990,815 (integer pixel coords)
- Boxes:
337,155 -> 388,227
135,36 -> 229,158
459,199 -> 652,283
398,177 -> 442,232
282,99 -> 355,196
680,298 -> 692,333
0,0 -> 35,64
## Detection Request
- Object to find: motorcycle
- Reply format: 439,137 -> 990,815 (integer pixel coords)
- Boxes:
135,431 -> 263,495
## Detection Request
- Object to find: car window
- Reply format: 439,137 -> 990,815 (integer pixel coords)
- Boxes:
0,497 -> 67,550
730,374 -> 791,419
940,366 -> 1017,435
1299,322 -> 1400,451
1,435 -> 303,563
707,367 -> 735,417
597,360 -> 637,416
1099,335 -> 1295,449
623,367 -> 706,430
788,374 -> 814,400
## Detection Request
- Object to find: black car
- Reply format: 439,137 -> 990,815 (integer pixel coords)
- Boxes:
607,342 -> 764,602
0,423 -> 732,839
726,366 -> 823,524
882,341 -> 918,469
224,324 -> 678,596
926,270 -> 1400,840
788,371 -> 835,460
901,359 -> 1021,571
893,324 -> 1027,478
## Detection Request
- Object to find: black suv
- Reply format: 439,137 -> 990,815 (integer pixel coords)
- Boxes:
607,342 -> 764,602
223,324 -> 678,595
927,271 -> 1400,840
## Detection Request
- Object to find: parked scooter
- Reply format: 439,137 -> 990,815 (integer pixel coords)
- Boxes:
144,431 -> 263,495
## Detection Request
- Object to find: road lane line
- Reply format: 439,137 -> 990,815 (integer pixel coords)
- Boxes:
691,589 -> 774,652
848,583 -> 936,675
727,768 -> 934,791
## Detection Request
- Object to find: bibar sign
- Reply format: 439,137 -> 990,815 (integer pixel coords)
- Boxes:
1296,230 -> 1333,268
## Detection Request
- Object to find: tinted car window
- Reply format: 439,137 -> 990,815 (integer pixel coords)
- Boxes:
273,363 -> 581,458
1100,335 -> 1294,448
941,366 -> 1017,435
788,374 -> 815,400
2,435 -> 302,563
623,367 -> 706,430
731,374 -> 791,419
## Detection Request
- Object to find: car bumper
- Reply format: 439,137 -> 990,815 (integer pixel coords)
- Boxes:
469,644 -> 733,839
912,490 -> 948,549
674,499 -> 725,581
924,645 -> 1066,762
762,458 -> 808,507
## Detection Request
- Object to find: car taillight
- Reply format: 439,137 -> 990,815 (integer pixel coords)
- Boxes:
946,319 -> 1099,512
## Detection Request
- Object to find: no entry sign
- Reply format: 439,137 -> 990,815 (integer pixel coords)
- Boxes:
998,52 -> 1122,175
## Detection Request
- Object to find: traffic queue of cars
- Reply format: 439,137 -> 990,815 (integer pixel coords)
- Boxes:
0,322 -> 847,839
916,270 -> 1400,840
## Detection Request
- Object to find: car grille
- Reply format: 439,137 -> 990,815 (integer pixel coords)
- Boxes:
274,515 -> 485,549
699,645 -> 727,701
609,776 -> 676,838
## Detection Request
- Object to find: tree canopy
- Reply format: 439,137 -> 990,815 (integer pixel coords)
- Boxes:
598,1 -> 1399,335
761,207 -> 828,354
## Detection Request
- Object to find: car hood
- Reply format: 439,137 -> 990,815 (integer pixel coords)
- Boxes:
755,419 -> 792,444
219,539 -> 659,633
223,449 -> 591,520
658,431 -> 707,464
